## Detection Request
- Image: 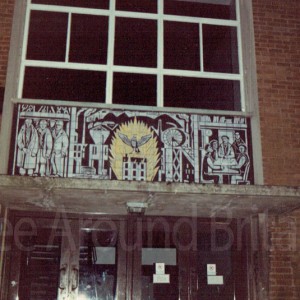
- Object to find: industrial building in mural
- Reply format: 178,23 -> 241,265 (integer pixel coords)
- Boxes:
12,104 -> 253,185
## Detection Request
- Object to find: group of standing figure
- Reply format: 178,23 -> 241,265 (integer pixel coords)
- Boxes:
16,118 -> 69,177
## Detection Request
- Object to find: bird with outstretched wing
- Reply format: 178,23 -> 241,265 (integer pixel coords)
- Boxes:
118,133 -> 152,153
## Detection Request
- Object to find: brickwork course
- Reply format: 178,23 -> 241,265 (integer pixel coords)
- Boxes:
253,0 -> 300,187
0,0 -> 300,299
0,0 -> 14,89
252,1 -> 300,297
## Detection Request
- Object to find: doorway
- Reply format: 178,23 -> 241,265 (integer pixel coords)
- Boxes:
4,211 -> 248,299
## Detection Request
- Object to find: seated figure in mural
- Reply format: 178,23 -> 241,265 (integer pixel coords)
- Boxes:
210,139 -> 219,160
51,120 -> 69,177
34,119 -> 53,176
230,145 -> 250,184
218,135 -> 235,159
202,144 -> 222,184
16,118 -> 39,176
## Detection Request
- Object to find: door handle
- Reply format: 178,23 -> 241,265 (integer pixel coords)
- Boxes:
71,266 -> 79,291
59,264 -> 67,290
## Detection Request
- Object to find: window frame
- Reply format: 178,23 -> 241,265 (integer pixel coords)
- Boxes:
17,0 -> 245,111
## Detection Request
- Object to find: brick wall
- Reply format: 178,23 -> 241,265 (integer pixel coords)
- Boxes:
252,1 -> 300,299
268,213 -> 298,300
0,0 -> 14,88
0,0 -> 14,117
253,0 -> 300,186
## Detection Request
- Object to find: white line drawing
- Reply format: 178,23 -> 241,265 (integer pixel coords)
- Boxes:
12,104 -> 253,185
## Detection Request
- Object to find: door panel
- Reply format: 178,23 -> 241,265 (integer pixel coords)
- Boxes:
133,217 -> 183,300
21,232 -> 61,300
78,218 -> 127,300
7,214 -> 127,300
58,219 -> 80,300
78,229 -> 118,299
132,217 -> 248,300
8,218 -> 62,300
142,248 -> 178,299
194,221 -> 248,300
6,213 -> 248,300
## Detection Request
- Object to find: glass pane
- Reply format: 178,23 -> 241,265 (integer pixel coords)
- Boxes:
113,72 -> 157,106
164,0 -> 236,20
79,229 -> 117,300
17,227 -> 61,300
31,0 -> 109,9
203,25 -> 239,73
116,0 -> 157,13
164,76 -> 241,110
69,14 -> 108,64
114,18 -> 157,68
27,11 -> 68,61
164,21 -> 200,71
23,67 -> 106,102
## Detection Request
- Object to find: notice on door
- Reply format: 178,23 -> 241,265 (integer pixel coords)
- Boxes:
153,263 -> 170,283
153,274 -> 170,284
207,264 -> 216,276
207,275 -> 224,285
206,264 -> 224,285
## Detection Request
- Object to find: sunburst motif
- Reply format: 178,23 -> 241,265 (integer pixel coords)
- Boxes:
110,118 -> 160,181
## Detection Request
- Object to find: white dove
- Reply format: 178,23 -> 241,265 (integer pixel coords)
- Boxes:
118,133 -> 152,153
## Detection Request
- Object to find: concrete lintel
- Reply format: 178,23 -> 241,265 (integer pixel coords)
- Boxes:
0,175 -> 299,218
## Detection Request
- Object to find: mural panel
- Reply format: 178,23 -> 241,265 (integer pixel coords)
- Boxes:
11,104 -> 254,184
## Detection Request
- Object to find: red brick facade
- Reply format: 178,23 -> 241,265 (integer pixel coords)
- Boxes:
0,0 -> 14,88
269,214 -> 298,299
252,1 -> 300,298
253,0 -> 300,187
0,0 -> 299,299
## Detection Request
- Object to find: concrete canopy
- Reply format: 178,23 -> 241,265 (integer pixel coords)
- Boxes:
0,176 -> 299,218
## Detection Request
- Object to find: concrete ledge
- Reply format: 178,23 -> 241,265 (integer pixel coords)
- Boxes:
0,175 -> 299,217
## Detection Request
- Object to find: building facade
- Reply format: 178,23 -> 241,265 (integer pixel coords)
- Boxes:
0,0 -> 299,299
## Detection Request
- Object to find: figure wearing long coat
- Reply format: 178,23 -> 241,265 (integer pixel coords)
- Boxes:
35,126 -> 53,176
17,121 -> 38,173
38,127 -> 53,162
51,127 -> 69,177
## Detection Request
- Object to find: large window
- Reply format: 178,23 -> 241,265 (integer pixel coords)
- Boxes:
19,0 -> 244,111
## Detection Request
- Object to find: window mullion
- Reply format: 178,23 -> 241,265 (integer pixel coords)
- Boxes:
106,0 -> 116,104
164,14 -> 238,26
65,12 -> 71,63
30,3 -> 110,16
157,0 -> 164,107
236,0 -> 245,112
18,0 -> 32,98
199,21 -> 203,72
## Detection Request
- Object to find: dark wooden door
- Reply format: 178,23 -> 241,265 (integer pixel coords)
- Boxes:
5,212 -> 248,300
6,212 -> 127,300
130,216 -> 249,300
130,216 -> 195,300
